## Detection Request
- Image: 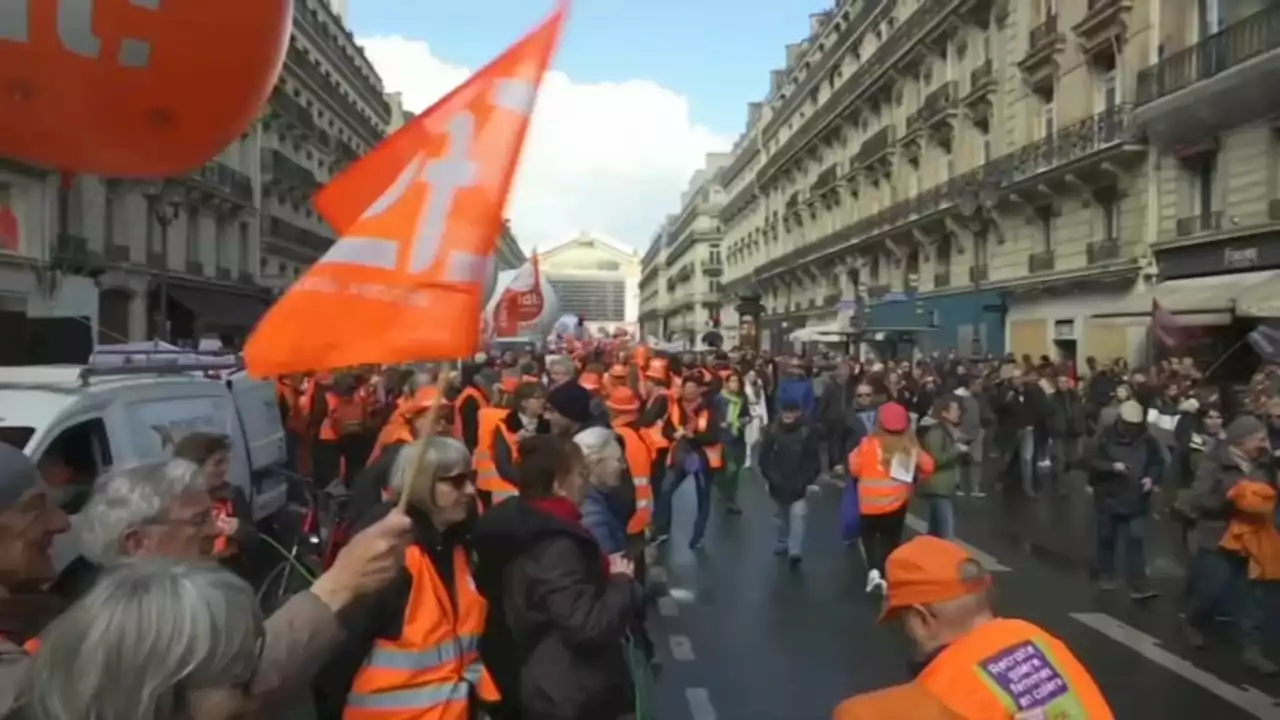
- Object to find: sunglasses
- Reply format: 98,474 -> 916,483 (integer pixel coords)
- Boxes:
437,471 -> 477,490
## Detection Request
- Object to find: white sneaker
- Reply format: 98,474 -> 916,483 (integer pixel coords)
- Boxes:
865,569 -> 883,593
874,578 -> 889,594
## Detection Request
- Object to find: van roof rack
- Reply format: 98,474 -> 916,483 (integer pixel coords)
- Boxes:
79,348 -> 246,386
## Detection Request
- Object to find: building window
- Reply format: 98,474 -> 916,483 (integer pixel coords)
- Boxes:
1099,70 -> 1119,110
1195,155 -> 1218,218
1036,206 -> 1054,251
869,252 -> 881,282
979,133 -> 992,164
938,234 -> 953,270
1200,0 -> 1222,38
185,212 -> 199,266
708,245 -> 721,265
973,228 -> 988,266
1100,188 -> 1120,239
239,222 -> 251,273
1041,102 -> 1056,139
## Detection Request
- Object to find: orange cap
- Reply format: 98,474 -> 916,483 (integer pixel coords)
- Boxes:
499,376 -> 520,393
645,357 -> 669,381
605,387 -> 641,414
578,371 -> 602,391
880,536 -> 991,621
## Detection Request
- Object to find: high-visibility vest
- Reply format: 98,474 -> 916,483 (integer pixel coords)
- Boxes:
917,618 -> 1114,719
369,421 -> 414,466
473,408 -> 518,503
277,380 -> 308,434
846,438 -> 931,516
455,387 -> 489,449
640,391 -> 670,452
319,390 -> 370,441
615,424 -> 653,535
344,544 -> 501,719
666,402 -> 723,469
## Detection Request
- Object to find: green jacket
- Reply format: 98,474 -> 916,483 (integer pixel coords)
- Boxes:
919,423 -> 967,496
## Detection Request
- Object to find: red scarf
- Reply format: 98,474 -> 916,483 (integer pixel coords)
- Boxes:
526,496 -> 610,574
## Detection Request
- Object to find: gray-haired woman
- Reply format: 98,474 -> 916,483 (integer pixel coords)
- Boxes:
21,558 -> 263,720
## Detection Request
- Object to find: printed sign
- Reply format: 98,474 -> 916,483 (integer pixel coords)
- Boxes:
980,641 -> 1069,712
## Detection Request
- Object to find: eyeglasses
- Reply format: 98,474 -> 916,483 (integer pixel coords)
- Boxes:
436,471 -> 477,490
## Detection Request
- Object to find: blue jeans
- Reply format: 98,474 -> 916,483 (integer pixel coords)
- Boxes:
774,498 -> 807,555
1186,548 -> 1261,646
654,471 -> 711,547
1095,513 -> 1149,588
924,496 -> 955,539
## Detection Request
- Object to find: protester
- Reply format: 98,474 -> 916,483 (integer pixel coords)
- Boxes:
654,374 -> 723,550
759,398 -> 820,566
470,435 -> 639,720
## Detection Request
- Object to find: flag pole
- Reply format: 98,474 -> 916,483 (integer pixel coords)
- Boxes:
396,372 -> 454,513
1202,337 -> 1248,380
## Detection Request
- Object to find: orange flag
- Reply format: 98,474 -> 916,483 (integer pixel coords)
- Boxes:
244,4 -> 568,376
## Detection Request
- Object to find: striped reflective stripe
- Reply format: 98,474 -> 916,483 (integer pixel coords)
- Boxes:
633,476 -> 650,487
635,499 -> 651,509
362,635 -> 479,671
859,478 -> 907,509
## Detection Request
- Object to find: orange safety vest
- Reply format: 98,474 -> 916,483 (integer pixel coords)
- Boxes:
614,424 -> 653,535
369,422 -> 414,467
455,387 -> 489,448
473,409 -> 518,503
847,438 -> 931,516
320,390 -> 370,441
916,617 -> 1114,719
344,544 -> 501,719
277,380 -> 308,435
666,402 -> 723,469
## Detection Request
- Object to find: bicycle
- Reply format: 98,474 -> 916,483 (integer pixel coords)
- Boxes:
255,469 -> 351,613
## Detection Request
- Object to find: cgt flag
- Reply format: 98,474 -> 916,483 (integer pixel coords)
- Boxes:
244,3 -> 568,376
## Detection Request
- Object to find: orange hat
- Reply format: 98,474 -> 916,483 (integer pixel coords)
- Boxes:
880,536 -> 991,621
578,371 -> 602,391
645,357 -> 669,381
605,387 -> 641,414
499,376 -> 521,393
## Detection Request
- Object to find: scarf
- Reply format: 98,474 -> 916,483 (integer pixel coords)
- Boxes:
527,496 -> 610,574
721,391 -> 744,436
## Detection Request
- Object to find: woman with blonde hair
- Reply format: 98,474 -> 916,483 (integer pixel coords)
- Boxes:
848,402 -> 935,595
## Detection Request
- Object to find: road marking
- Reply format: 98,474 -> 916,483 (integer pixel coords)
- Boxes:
686,687 -> 717,720
905,513 -> 1011,571
669,587 -> 696,603
657,596 -> 678,617
1071,613 -> 1280,719
668,634 -> 696,661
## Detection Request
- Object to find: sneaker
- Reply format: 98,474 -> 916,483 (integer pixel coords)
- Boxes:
873,578 -> 888,594
971,490 -> 987,498
688,538 -> 704,551
726,503 -> 743,515
1096,578 -> 1118,591
652,533 -> 670,547
1129,588 -> 1159,602
1242,647 -> 1279,676
1180,619 -> 1205,649
788,555 -> 802,569
774,545 -> 788,556
865,569 -> 883,593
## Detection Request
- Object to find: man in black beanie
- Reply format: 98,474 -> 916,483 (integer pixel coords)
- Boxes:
544,381 -> 594,437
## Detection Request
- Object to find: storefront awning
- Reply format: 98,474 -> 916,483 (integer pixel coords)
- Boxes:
167,285 -> 270,332
1098,270 -> 1280,318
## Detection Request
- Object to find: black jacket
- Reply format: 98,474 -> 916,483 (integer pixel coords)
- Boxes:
493,410 -> 552,488
471,498 -> 636,720
759,420 -> 821,504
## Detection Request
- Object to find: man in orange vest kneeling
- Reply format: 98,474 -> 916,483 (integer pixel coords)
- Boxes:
833,536 -> 1114,719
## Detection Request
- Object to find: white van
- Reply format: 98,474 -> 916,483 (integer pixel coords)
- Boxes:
0,362 -> 290,568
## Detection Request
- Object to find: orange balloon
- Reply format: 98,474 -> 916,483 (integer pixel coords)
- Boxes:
0,0 -> 292,177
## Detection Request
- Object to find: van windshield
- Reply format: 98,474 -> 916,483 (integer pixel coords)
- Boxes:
0,427 -> 34,450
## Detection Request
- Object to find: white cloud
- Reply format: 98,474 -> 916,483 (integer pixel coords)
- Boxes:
358,35 -> 733,252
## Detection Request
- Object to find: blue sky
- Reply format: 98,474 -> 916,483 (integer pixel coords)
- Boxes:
348,0 -> 831,137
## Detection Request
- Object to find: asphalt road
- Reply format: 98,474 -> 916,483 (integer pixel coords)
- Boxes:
647,468 -> 1280,719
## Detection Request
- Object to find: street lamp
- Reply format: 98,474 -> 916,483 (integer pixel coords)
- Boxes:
154,198 -> 184,342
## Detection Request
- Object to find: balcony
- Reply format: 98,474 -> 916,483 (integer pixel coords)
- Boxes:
267,89 -> 318,137
985,104 -> 1140,192
1028,250 -> 1056,273
919,80 -> 959,147
700,259 -> 723,278
1174,211 -> 1224,238
105,243 -> 131,264
51,233 -> 103,273
186,161 -> 254,206
186,260 -> 204,275
933,268 -> 951,288
1086,238 -> 1121,264
284,45 -> 384,145
1073,0 -> 1133,62
1018,13 -> 1065,94
261,149 -> 320,198
969,264 -> 989,284
1134,6 -> 1280,148
851,125 -> 895,179
809,164 -> 841,203
262,216 -> 335,257
899,111 -> 925,163
963,60 -> 997,130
